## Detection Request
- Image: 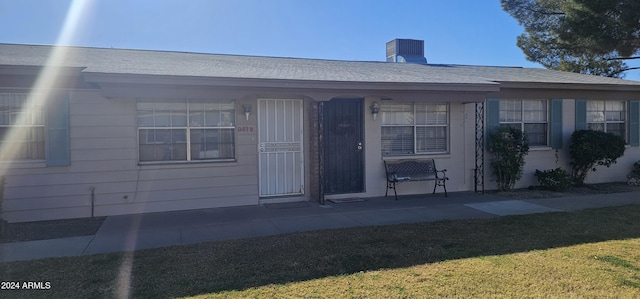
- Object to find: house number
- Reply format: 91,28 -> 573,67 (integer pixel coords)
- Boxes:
237,126 -> 255,133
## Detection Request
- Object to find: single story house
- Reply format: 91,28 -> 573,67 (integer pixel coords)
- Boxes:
1,40 -> 639,222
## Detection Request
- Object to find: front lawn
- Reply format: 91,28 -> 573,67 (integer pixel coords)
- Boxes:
1,205 -> 639,298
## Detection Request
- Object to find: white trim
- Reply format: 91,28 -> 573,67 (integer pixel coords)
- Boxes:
136,99 -> 236,163
257,98 -> 305,197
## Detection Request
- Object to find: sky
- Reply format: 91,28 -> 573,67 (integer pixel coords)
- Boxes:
1,0 -> 639,81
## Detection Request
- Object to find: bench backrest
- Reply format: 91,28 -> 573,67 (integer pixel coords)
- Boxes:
384,159 -> 438,178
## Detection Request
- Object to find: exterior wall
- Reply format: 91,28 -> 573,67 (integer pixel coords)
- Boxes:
487,98 -> 640,190
3,90 -> 262,222
2,87 -> 323,222
3,87 -> 637,222
325,97 -> 476,201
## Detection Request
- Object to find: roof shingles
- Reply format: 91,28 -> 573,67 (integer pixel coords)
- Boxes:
1,43 -> 639,87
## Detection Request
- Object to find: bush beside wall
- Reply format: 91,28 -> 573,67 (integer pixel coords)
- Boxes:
488,126 -> 529,191
535,168 -> 573,191
569,130 -> 626,186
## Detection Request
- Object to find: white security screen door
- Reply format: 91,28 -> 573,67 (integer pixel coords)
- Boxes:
258,99 -> 304,197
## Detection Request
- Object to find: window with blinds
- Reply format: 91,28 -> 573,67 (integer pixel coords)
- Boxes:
0,93 -> 45,160
380,102 -> 448,156
586,100 -> 626,140
137,99 -> 236,163
499,99 -> 548,146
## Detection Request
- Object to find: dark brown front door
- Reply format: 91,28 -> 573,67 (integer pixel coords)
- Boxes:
322,98 -> 364,194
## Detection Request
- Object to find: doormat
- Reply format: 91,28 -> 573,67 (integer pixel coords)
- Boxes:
263,202 -> 312,210
327,198 -> 366,204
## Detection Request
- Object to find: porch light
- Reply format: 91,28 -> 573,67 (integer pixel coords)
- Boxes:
242,104 -> 252,121
370,102 -> 381,120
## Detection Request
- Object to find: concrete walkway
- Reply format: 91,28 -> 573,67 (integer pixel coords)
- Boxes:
2,191 -> 640,263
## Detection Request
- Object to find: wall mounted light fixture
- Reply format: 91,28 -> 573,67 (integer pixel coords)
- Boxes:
370,102 -> 381,120
242,104 -> 252,121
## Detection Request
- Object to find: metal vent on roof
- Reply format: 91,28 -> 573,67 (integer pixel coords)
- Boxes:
386,39 -> 427,64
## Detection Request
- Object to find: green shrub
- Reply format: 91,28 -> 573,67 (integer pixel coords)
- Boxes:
569,130 -> 626,185
535,168 -> 573,191
628,161 -> 640,186
488,126 -> 529,191
631,161 -> 640,177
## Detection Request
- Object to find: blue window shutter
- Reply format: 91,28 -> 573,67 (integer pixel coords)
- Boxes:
575,99 -> 587,130
46,92 -> 70,166
486,98 -> 500,135
630,100 -> 640,146
550,99 -> 563,149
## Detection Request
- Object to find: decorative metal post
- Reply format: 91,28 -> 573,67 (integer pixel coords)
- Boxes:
475,101 -> 485,194
318,102 -> 325,204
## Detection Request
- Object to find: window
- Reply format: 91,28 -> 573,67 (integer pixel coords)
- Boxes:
137,99 -> 235,163
0,93 -> 45,160
499,99 -> 548,146
587,100 -> 626,140
381,102 -> 448,156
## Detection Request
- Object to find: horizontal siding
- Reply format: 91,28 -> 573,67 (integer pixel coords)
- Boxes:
5,184 -> 257,211
237,144 -> 258,156
7,175 -> 257,201
3,91 -> 262,222
5,195 -> 93,211
6,181 -> 139,199
3,159 -> 257,178
71,148 -> 137,161
6,171 -> 140,187
126,185 -> 257,204
5,206 -> 93,222
70,100 -> 136,116
137,165 -> 256,180
71,137 -> 134,150
3,159 -> 135,176
72,126 -> 137,138
72,115 -> 135,127
236,134 -> 258,146
95,195 -> 258,218
237,154 -> 258,165
136,175 -> 256,191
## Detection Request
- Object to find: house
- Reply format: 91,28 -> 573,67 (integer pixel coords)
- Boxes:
0,40 -> 639,222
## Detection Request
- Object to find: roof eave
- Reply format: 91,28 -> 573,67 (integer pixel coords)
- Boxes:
83,72 -> 501,93
497,81 -> 640,92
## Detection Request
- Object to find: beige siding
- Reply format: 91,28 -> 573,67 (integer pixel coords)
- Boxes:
4,88 -> 636,222
3,91 -> 261,222
96,195 -> 257,216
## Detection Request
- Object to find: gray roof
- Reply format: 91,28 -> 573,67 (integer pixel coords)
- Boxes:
1,43 -> 640,87
441,64 -> 640,86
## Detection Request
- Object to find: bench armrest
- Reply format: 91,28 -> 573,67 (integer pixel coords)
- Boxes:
387,172 -> 412,182
387,171 -> 398,181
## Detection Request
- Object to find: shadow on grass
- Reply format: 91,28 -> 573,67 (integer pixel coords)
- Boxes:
2,205 -> 640,298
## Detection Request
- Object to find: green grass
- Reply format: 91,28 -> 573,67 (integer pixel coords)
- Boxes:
1,205 -> 640,298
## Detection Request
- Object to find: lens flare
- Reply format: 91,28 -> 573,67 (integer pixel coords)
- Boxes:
0,0 -> 92,166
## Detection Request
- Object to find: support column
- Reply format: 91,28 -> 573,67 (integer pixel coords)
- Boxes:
308,101 -> 325,204
475,101 -> 485,193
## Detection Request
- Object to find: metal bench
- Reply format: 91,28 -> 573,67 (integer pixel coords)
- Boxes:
384,159 -> 448,200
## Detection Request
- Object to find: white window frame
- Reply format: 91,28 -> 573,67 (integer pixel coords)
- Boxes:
499,99 -> 548,147
0,93 -> 45,161
380,102 -> 449,156
586,100 -> 627,141
137,99 -> 236,164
